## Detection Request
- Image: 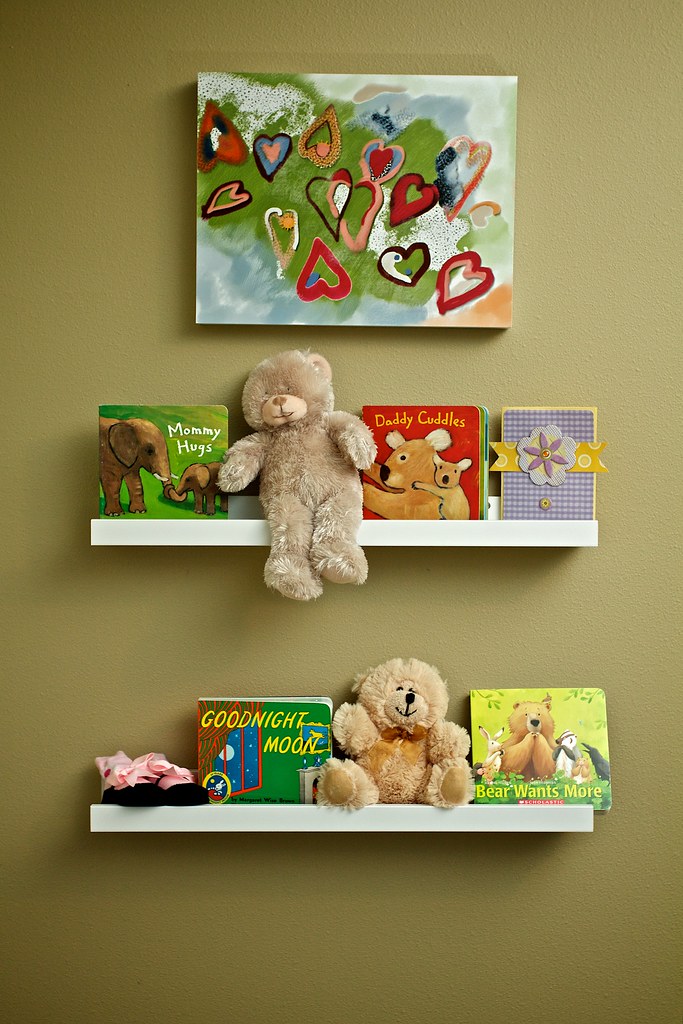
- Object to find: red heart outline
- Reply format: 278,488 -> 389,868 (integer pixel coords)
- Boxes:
296,237 -> 352,303
359,139 -> 405,184
197,102 -> 248,172
438,136 -> 492,221
436,251 -> 494,314
377,243 -> 431,288
338,180 -> 384,252
390,173 -> 439,227
201,181 -> 252,219
305,170 -> 352,242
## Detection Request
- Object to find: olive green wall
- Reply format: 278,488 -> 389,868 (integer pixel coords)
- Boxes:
3,2 -> 681,1021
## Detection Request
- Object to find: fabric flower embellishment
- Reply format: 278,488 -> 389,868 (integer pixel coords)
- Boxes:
517,425 -> 577,486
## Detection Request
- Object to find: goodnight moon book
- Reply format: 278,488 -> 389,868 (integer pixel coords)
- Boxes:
470,688 -> 612,810
198,698 -> 333,804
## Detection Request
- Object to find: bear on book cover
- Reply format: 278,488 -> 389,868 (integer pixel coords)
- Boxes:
470,688 -> 612,810
362,406 -> 488,520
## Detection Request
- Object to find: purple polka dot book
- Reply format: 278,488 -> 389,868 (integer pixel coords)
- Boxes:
198,698 -> 333,804
490,407 -> 608,520
470,689 -> 612,811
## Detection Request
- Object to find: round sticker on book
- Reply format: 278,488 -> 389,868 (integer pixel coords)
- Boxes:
203,771 -> 231,803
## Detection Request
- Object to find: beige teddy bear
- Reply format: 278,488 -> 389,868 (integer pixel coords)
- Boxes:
217,350 -> 376,601
317,658 -> 475,808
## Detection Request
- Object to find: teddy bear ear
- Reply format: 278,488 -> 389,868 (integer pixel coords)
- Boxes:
351,670 -> 370,694
457,458 -> 473,471
386,430 -> 406,450
306,352 -> 333,381
426,428 -> 452,451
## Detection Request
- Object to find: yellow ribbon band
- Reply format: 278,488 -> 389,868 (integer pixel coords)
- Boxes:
490,441 -> 608,472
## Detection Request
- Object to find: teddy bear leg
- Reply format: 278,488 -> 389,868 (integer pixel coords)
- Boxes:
424,760 -> 475,808
310,486 -> 367,585
263,495 -> 322,601
316,758 -> 379,809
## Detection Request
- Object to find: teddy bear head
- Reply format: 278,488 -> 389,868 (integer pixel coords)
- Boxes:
241,349 -> 334,431
352,657 -> 450,733
377,428 -> 452,490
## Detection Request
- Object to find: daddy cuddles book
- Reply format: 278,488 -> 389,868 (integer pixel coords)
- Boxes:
470,688 -> 612,810
99,405 -> 228,519
198,697 -> 333,804
362,405 -> 489,520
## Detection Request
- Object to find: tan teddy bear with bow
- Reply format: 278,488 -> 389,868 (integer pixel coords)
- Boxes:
218,350 -> 376,601
317,658 -> 475,808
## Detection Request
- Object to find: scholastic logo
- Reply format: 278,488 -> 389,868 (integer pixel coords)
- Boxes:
518,799 -> 565,805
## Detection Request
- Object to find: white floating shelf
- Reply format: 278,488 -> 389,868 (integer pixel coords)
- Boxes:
91,497 -> 598,548
90,803 -> 593,833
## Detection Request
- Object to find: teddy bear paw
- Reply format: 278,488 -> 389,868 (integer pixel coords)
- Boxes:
317,759 -> 378,809
311,543 -> 368,585
264,553 -> 323,601
426,763 -> 474,808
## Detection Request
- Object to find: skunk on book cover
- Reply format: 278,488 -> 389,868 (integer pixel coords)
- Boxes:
470,688 -> 611,810
198,698 -> 333,804
362,406 -> 488,520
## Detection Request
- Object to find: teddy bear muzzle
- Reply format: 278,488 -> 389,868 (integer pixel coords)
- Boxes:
261,394 -> 308,427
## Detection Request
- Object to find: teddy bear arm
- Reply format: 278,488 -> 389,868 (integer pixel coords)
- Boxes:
427,721 -> 471,764
327,411 -> 377,471
217,434 -> 267,492
332,702 -> 380,756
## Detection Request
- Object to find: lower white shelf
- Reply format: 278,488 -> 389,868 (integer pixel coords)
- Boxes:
90,803 -> 594,833
91,497 -> 598,547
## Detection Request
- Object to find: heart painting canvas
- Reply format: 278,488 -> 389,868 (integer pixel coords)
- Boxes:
196,73 -> 517,328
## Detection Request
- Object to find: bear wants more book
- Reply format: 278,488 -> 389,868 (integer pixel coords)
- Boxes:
99,405 -> 228,519
198,698 -> 333,804
470,688 -> 611,810
362,406 -> 489,520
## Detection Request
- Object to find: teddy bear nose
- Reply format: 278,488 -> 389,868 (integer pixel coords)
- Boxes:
442,474 -> 450,484
274,395 -> 288,407
405,692 -> 415,706
530,718 -> 540,727
380,464 -> 390,482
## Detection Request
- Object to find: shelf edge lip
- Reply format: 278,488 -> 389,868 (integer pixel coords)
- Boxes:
89,803 -> 594,833
90,520 -> 598,549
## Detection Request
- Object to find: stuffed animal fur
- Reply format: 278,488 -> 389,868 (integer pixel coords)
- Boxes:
217,350 -> 376,601
317,658 -> 475,808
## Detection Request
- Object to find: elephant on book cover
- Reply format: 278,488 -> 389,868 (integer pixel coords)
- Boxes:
99,417 -> 183,516
173,462 -> 227,516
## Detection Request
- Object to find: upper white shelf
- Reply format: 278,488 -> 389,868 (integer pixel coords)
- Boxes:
91,497 -> 598,548
90,803 -> 594,834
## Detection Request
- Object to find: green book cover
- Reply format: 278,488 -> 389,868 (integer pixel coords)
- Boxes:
99,405 -> 228,518
198,698 -> 333,804
470,688 -> 612,810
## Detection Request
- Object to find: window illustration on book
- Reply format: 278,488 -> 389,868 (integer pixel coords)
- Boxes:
99,405 -> 228,519
470,689 -> 611,810
362,405 -> 488,519
198,698 -> 332,804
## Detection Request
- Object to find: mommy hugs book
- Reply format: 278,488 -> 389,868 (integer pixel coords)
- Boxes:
362,405 -> 488,520
99,405 -> 228,518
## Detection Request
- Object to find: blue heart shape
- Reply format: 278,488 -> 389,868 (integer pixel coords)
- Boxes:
253,134 -> 292,182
